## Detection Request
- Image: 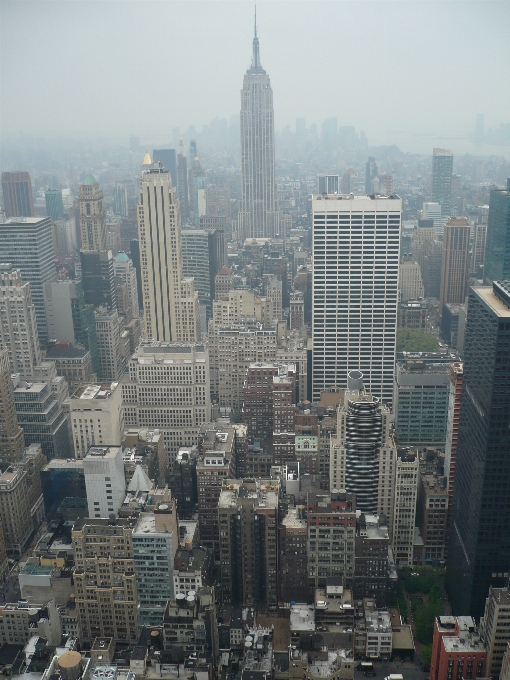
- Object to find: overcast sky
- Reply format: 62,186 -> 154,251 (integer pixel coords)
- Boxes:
1,0 -> 509,152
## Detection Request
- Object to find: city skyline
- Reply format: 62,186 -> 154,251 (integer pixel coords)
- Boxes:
1,2 -> 510,157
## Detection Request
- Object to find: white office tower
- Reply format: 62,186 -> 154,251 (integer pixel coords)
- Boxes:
238,16 -> 279,240
312,194 -> 401,405
392,450 -> 419,566
137,157 -> 200,342
330,371 -> 397,527
0,265 -> 41,376
69,381 -> 124,459
121,341 -> 210,462
84,445 -> 126,518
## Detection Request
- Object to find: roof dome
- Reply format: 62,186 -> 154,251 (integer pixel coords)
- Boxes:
115,251 -> 129,263
82,173 -> 98,185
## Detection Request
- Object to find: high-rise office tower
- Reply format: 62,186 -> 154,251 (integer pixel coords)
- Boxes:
78,174 -> 107,251
312,194 -> 401,404
181,228 -> 226,320
0,266 -> 41,377
152,148 -> 177,188
484,179 -> 510,285
439,217 -> 470,312
365,157 -> 379,194
13,375 -> 70,461
238,15 -> 279,240
330,371 -> 397,524
44,280 -> 99,373
69,381 -> 124,459
177,139 -> 190,223
0,348 -> 25,469
83,445 -> 126,518
432,148 -> 453,218
80,250 -> 117,309
0,217 -> 56,345
44,189 -> 65,221
112,182 -> 128,217
318,175 -> 339,194
471,222 -> 487,276
94,307 -> 127,382
447,281 -> 510,617
137,158 -> 200,342
1,172 -> 34,218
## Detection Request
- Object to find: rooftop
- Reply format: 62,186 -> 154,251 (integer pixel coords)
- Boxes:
72,383 -> 119,400
290,605 -> 315,632
475,285 -> 510,318
313,193 -> 400,202
84,446 -> 122,460
46,346 -> 89,360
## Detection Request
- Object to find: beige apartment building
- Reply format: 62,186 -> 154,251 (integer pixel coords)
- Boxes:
72,517 -> 138,646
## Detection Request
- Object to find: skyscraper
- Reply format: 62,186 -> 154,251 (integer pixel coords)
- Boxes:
1,172 -> 34,218
439,217 -> 470,311
78,174 -> 107,251
484,179 -> 510,285
432,148 -> 453,218
0,266 -> 41,377
44,189 -> 64,221
447,282 -> 510,617
238,14 -> 279,240
312,193 -> 401,405
137,156 -> 199,342
0,216 -> 56,345
80,250 -> 117,309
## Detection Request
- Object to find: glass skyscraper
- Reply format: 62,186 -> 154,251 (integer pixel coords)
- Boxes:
447,281 -> 510,617
484,179 -> 510,285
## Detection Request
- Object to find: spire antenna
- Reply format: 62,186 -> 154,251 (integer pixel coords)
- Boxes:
250,4 -> 263,71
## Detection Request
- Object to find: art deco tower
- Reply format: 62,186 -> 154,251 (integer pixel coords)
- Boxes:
238,14 -> 279,241
137,154 -> 200,342
78,174 -> 107,251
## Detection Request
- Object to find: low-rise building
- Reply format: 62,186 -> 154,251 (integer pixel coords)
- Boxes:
162,586 -> 218,665
173,546 -> 212,595
354,601 -> 392,660
430,616 -> 486,680
0,599 -> 62,646
354,514 -> 397,609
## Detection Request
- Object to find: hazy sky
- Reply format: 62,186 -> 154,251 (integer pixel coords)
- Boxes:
2,0 -> 509,152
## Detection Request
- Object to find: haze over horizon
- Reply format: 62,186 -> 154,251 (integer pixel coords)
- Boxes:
2,0 -> 510,157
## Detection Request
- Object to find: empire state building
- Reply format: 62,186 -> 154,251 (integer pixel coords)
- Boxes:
238,16 -> 279,241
